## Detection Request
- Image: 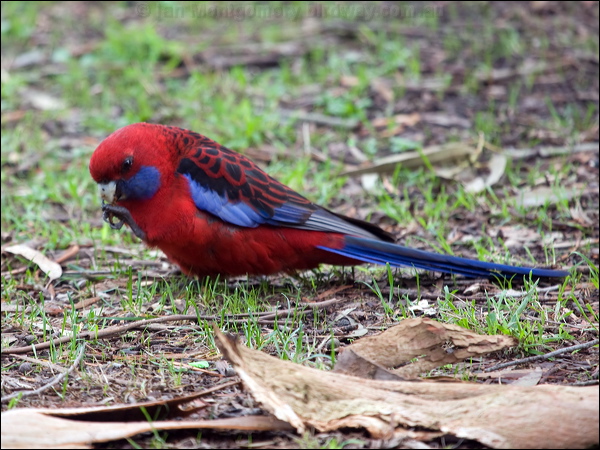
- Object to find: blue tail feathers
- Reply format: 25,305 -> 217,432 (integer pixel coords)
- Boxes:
318,236 -> 569,279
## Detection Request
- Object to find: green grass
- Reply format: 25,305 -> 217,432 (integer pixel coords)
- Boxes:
296,432 -> 367,449
0,9 -> 589,279
1,2 -> 597,443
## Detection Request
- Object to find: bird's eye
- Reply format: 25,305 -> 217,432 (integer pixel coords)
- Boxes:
122,156 -> 133,173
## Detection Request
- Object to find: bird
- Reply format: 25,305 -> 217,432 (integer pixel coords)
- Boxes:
89,123 -> 568,280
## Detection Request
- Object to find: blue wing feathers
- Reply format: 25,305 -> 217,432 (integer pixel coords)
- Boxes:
184,173 -> 264,227
179,150 -> 383,238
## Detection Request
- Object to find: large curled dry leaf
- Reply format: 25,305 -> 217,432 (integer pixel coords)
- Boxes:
335,318 -> 517,378
215,321 -> 598,449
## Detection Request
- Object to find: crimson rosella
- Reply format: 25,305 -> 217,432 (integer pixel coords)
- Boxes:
89,123 -> 568,279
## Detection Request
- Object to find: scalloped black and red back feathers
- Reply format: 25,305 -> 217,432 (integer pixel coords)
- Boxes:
174,130 -> 315,220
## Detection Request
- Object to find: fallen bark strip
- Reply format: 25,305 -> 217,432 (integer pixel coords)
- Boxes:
215,321 -> 599,449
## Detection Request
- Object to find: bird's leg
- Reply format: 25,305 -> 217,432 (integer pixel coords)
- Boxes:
101,203 -> 147,241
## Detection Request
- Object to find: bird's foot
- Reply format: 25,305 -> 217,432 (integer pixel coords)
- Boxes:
102,205 -> 124,230
101,203 -> 147,241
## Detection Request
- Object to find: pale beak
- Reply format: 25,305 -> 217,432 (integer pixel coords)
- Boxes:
98,181 -> 117,204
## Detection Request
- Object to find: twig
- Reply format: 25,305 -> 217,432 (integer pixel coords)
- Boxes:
7,354 -> 67,374
484,339 -> 599,372
503,142 -> 599,160
1,344 -> 85,403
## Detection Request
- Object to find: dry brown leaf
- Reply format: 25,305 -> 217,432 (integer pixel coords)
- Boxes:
20,89 -> 66,111
514,186 -> 582,208
214,326 -> 599,448
569,202 -> 595,227
371,77 -> 395,103
433,164 -> 467,180
2,244 -> 62,280
340,75 -> 359,87
338,318 -> 517,378
464,153 -> 507,193
432,136 -> 506,194
494,225 -> 541,248
360,173 -> 380,193
371,113 -> 421,128
333,348 -> 406,381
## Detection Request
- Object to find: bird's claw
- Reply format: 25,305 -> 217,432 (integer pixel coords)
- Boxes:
102,204 -> 124,230
101,202 -> 147,240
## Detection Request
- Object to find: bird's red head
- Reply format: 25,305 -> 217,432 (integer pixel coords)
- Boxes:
89,123 -> 182,205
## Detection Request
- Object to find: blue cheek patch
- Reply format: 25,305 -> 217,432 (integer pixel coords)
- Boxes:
123,166 -> 161,200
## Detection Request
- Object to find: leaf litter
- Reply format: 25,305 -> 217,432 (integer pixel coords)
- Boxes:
3,320 -> 596,448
